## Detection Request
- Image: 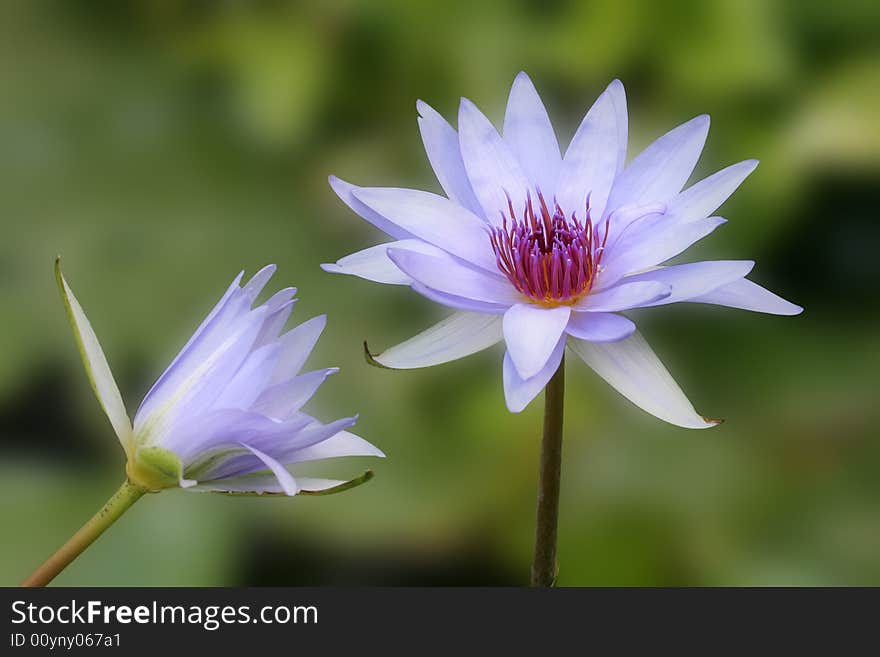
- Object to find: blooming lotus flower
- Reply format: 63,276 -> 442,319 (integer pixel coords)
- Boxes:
56,259 -> 383,495
323,72 -> 802,427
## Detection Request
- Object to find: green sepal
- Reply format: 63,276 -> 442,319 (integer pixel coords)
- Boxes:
363,341 -> 391,369
299,469 -> 374,496
126,446 -> 185,491
210,469 -> 375,497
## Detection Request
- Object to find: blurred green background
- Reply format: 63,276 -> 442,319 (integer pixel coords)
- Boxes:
1,0 -> 878,586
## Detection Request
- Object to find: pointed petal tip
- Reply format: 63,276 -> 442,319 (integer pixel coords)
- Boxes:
458,96 -> 478,116
703,416 -> 724,427
328,174 -> 355,196
512,70 -> 533,87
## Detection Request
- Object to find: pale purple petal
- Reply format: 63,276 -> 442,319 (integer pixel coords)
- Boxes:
241,265 -> 277,303
172,409 -> 310,466
321,239 -> 446,285
388,248 -> 522,306
568,331 -> 718,429
599,202 -> 667,243
458,97 -> 532,223
372,311 -> 503,369
353,186 -> 498,271
329,176 -> 413,240
607,79 -> 628,175
135,305 -> 269,443
574,281 -> 670,312
620,260 -> 755,306
565,312 -> 635,342
212,343 -> 282,412
269,315 -> 327,385
240,443 -> 299,496
410,282 -> 509,314
666,160 -> 758,223
286,429 -> 386,463
556,80 -> 624,221
502,72 -> 561,196
503,304 -> 570,379
272,415 -> 359,463
252,368 -> 339,420
688,277 -> 803,315
254,298 -> 297,348
502,336 -> 565,413
605,114 -> 710,212
136,271 -> 249,428
599,215 -> 727,288
416,100 -> 483,215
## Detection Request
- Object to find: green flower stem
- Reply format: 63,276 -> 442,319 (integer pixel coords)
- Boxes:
531,354 -> 565,587
21,480 -> 146,587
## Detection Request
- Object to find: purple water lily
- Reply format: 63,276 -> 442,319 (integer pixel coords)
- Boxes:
324,72 -> 801,427
56,260 -> 383,496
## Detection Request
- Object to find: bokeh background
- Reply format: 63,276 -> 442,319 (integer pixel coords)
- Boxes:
1,0 -> 878,586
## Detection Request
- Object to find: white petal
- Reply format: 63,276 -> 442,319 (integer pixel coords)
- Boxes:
240,443 -> 299,496
666,160 -> 758,223
568,330 -> 718,429
388,248 -> 521,306
605,114 -> 710,211
503,304 -> 571,379
353,186 -> 498,271
503,336 -> 565,413
416,100 -> 483,215
557,80 -> 624,221
458,97 -> 532,223
575,281 -> 670,312
503,72 -> 561,196
689,278 -> 803,315
321,239 -> 446,285
372,311 -> 503,369
55,259 -> 133,453
565,312 -> 635,342
329,176 -> 413,240
621,260 -> 755,306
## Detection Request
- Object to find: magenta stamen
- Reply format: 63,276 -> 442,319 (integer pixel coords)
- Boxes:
489,194 -> 603,306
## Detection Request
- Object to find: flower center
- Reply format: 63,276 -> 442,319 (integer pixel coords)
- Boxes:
489,192 -> 607,307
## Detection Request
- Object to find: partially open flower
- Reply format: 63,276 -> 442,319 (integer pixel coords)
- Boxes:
324,72 -> 802,426
56,259 -> 383,495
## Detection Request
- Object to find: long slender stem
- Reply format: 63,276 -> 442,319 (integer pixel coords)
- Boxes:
531,354 -> 565,587
21,480 -> 146,587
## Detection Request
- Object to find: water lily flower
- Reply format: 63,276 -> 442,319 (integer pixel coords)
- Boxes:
324,72 -> 802,427
22,260 -> 382,586
58,259 -> 383,495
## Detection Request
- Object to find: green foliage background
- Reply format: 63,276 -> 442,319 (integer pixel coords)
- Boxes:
1,0 -> 878,585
